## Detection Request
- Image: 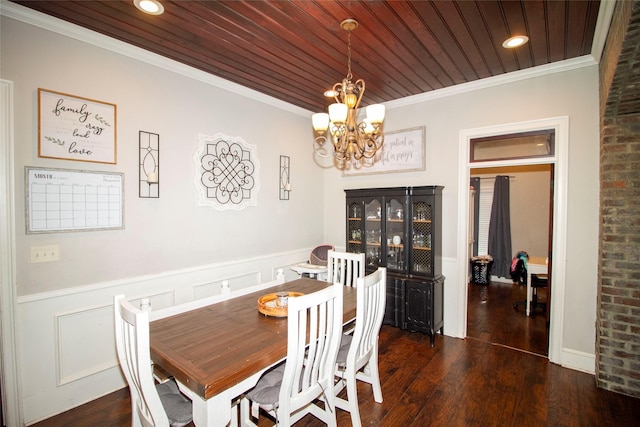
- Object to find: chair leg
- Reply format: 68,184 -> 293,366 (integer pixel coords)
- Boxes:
353,359 -> 383,404
345,375 -> 361,427
334,373 -> 361,427
366,354 -> 383,403
530,288 -> 548,313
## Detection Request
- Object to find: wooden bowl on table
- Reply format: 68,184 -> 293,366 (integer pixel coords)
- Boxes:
257,292 -> 304,317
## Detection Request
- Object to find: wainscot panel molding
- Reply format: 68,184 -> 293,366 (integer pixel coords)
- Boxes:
18,249 -> 309,424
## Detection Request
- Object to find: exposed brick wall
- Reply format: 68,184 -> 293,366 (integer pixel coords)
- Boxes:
597,0 -> 640,398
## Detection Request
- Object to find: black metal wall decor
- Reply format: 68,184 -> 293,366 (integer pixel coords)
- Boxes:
139,131 -> 159,198
195,133 -> 260,210
279,155 -> 291,200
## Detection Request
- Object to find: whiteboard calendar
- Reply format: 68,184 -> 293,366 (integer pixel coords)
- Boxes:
26,167 -> 124,234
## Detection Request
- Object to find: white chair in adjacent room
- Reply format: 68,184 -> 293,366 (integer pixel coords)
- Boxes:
114,294 -> 193,427
240,282 -> 344,426
326,250 -> 365,288
334,267 -> 387,427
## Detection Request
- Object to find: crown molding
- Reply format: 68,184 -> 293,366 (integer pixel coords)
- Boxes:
0,0 -> 310,117
384,55 -> 597,110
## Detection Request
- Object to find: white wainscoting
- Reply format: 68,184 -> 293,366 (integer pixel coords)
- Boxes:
18,249 -> 308,425
441,256 -> 459,338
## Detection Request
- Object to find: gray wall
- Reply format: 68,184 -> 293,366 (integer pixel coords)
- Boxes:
1,15 -> 323,297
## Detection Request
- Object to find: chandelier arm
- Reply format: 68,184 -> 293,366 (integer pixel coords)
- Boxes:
353,79 -> 365,110
332,81 -> 343,104
313,135 -> 331,158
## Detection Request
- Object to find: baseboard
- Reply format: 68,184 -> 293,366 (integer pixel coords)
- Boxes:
561,347 -> 595,374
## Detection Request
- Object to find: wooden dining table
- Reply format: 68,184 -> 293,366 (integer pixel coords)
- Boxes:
149,278 -> 357,427
526,256 -> 548,316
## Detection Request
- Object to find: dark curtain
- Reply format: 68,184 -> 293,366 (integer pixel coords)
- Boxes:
470,177 -> 480,257
488,176 -> 512,278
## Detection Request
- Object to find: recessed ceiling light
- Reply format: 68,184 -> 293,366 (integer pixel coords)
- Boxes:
502,35 -> 529,48
134,0 -> 164,15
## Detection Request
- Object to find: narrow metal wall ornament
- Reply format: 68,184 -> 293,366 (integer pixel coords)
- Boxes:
139,131 -> 159,198
279,155 -> 291,200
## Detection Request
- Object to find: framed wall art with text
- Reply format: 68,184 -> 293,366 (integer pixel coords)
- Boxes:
38,88 -> 117,164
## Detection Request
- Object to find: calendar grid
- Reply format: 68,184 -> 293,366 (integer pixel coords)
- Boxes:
26,167 -> 124,233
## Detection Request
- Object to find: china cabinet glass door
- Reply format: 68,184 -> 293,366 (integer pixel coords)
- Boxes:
364,198 -> 382,268
347,201 -> 363,254
411,199 -> 434,275
385,196 -> 406,272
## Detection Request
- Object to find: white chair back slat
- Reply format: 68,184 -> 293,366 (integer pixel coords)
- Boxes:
327,251 -> 365,288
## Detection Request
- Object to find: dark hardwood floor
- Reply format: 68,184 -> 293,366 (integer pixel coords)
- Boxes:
33,283 -> 639,427
467,280 -> 549,356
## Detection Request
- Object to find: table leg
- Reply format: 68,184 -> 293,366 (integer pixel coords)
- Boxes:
191,392 -> 232,427
181,369 -> 268,426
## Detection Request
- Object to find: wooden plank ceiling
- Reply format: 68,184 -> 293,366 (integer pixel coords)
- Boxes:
11,0 -> 601,113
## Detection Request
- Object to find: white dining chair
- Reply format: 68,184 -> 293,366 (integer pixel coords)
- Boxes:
114,294 -> 193,427
326,250 -> 365,288
327,250 -> 365,334
240,282 -> 344,426
334,267 -> 387,427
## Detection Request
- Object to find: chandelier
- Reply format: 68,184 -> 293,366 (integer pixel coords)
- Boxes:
312,19 -> 385,168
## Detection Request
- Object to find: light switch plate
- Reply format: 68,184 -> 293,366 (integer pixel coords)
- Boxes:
30,245 -> 60,263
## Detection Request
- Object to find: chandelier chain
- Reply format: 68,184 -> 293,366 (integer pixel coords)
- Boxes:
346,30 -> 352,81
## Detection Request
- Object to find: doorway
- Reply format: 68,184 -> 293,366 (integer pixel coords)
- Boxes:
466,164 -> 553,356
456,116 -> 568,365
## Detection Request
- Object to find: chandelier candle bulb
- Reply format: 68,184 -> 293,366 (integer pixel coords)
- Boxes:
312,113 -> 329,132
329,103 -> 348,123
366,104 -> 386,123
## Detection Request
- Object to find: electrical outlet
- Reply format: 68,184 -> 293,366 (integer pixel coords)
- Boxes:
30,245 -> 60,263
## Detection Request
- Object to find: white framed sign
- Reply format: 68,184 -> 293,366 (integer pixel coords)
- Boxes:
343,126 -> 425,176
38,88 -> 117,164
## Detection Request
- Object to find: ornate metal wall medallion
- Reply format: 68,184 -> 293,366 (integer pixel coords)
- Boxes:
194,133 -> 260,210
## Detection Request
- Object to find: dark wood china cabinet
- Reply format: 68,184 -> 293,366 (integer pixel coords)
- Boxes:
346,186 -> 444,346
